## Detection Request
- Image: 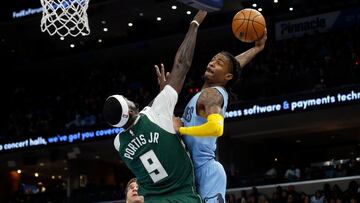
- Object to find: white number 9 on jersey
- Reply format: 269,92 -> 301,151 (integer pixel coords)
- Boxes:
140,150 -> 168,183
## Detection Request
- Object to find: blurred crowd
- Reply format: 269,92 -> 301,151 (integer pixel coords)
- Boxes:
225,180 -> 360,203
2,25 -> 360,141
227,158 -> 360,189
9,171 -> 360,203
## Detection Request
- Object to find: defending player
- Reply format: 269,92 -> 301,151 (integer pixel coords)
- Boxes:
103,10 -> 207,203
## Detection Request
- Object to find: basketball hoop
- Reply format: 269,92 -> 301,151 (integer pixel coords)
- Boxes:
40,0 -> 90,37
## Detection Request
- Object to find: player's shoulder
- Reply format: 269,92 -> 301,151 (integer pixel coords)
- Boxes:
198,87 -> 224,105
162,85 -> 178,96
140,106 -> 151,114
207,86 -> 227,94
139,106 -> 159,123
200,87 -> 224,98
114,134 -> 120,151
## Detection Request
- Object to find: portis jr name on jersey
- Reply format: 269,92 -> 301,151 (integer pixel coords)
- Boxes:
123,132 -> 159,160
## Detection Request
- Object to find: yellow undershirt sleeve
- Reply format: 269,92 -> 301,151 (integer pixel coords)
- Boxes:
179,114 -> 224,137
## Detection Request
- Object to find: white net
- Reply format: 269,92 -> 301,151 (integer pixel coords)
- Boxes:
40,0 -> 90,37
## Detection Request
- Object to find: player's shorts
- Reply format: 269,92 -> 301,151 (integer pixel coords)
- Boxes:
195,160 -> 226,203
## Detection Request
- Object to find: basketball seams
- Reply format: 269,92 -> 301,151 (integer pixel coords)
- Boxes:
234,15 -> 265,26
233,18 -> 252,21
244,9 -> 252,42
253,21 -> 266,39
233,10 -> 247,41
251,20 -> 260,40
252,15 -> 265,40
233,17 -> 246,33
253,15 -> 266,27
253,20 -> 266,27
241,10 -> 246,19
233,18 -> 265,25
234,20 -> 246,36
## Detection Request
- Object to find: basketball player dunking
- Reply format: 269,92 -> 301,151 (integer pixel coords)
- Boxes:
157,30 -> 267,203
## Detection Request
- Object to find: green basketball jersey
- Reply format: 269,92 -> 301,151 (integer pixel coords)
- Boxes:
118,115 -> 201,202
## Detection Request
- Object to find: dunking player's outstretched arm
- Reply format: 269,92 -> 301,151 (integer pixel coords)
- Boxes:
235,28 -> 267,69
156,10 -> 207,93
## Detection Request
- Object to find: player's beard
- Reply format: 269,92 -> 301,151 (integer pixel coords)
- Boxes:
201,75 -> 206,81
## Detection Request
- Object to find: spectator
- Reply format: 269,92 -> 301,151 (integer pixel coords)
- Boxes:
287,194 -> 295,203
270,191 -> 281,203
335,164 -> 347,177
259,195 -> 269,203
265,166 -> 278,184
344,180 -> 359,201
281,190 -> 288,203
125,178 -> 143,203
249,187 -> 260,203
226,193 -> 236,203
336,198 -> 343,203
238,190 -> 247,203
287,185 -> 300,202
323,183 -> 332,201
300,192 -> 310,203
349,197 -> 358,203
311,190 -> 324,203
331,184 -> 343,202
347,158 -> 360,176
284,165 -> 301,181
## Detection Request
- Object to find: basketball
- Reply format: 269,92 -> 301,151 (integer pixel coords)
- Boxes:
232,8 -> 266,43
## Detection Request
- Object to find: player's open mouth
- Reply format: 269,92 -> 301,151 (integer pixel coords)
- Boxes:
206,68 -> 214,74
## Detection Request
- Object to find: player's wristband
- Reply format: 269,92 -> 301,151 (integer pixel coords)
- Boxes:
191,20 -> 200,27
179,114 -> 224,137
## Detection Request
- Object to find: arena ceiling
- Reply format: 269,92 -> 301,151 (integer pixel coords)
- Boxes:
1,0 -> 358,61
0,0 -> 243,56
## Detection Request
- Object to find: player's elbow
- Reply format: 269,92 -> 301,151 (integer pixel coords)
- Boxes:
175,53 -> 192,69
210,121 -> 223,137
176,60 -> 191,71
207,114 -> 224,137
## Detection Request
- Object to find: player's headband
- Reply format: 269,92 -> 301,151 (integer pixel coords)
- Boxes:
103,95 -> 129,127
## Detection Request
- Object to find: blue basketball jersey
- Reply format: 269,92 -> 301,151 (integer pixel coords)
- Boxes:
181,86 -> 228,169
181,86 -> 228,202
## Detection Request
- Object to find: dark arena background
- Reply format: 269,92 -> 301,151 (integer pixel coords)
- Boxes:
1,0 -> 360,202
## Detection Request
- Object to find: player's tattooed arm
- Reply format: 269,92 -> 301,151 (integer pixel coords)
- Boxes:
235,28 -> 267,69
178,88 -> 224,137
197,88 -> 223,117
